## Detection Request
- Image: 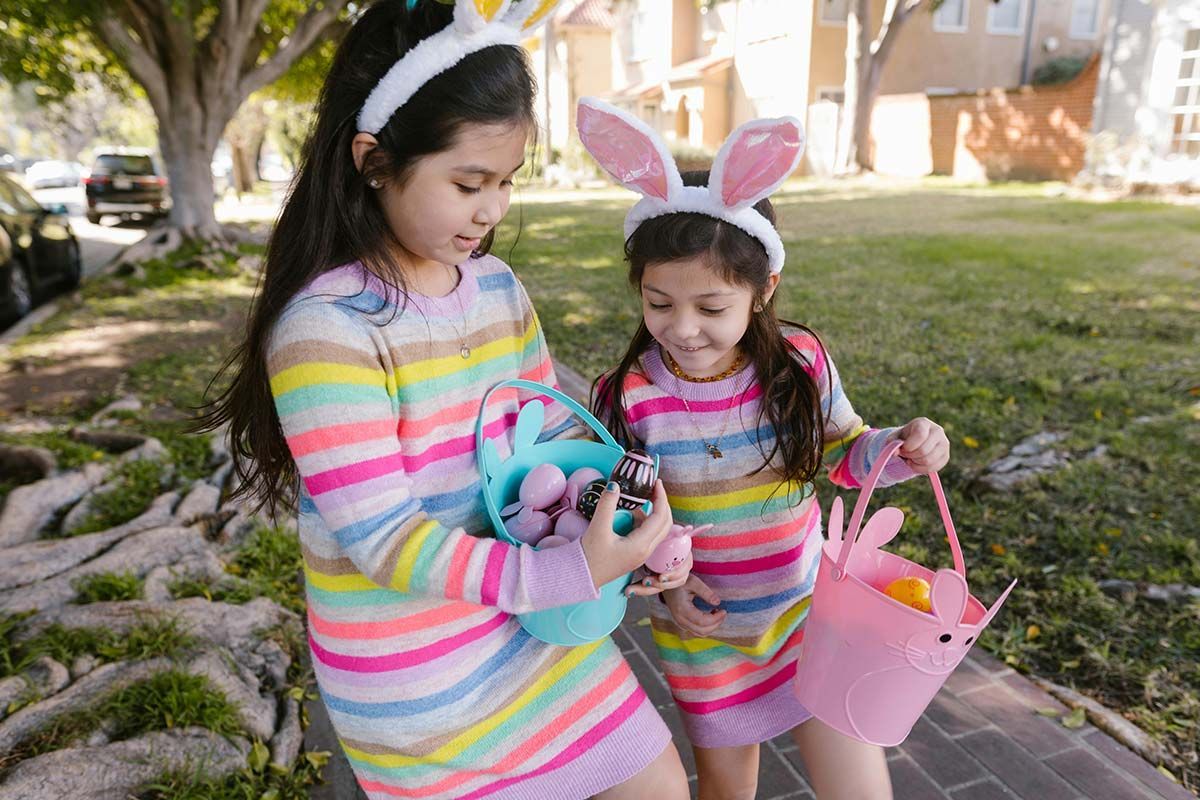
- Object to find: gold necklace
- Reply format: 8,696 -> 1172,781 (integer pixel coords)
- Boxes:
442,264 -> 472,359
665,346 -> 747,460
664,348 -> 745,383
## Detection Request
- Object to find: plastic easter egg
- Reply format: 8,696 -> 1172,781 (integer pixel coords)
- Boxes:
519,463 -> 567,510
537,535 -> 570,549
566,466 -> 604,492
576,478 -> 609,520
609,448 -> 657,511
554,509 -> 591,541
883,576 -> 932,613
504,507 -> 552,545
645,524 -> 694,574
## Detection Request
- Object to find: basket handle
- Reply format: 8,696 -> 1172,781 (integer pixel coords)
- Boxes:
475,378 -> 621,479
831,438 -> 966,582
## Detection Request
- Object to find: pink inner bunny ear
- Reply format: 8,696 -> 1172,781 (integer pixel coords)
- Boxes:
929,569 -> 970,625
577,100 -> 671,201
714,118 -> 804,208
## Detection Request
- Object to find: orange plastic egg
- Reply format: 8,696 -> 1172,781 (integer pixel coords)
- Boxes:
884,577 -> 932,613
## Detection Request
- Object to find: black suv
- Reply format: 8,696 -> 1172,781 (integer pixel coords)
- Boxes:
84,149 -> 170,224
0,172 -> 81,324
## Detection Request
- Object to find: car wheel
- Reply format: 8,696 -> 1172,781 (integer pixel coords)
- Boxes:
63,240 -> 82,289
86,211 -> 102,225
9,263 -> 32,320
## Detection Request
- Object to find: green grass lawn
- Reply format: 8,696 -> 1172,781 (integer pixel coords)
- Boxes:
501,178 -> 1200,786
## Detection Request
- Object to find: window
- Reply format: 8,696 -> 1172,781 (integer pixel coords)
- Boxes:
629,8 -> 651,62
92,154 -> 156,176
816,87 -> 845,104
1069,0 -> 1100,39
820,0 -> 848,27
1172,29 -> 1200,158
934,0 -> 968,33
987,0 -> 1025,35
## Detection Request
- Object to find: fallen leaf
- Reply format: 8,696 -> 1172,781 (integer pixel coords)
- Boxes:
991,543 -> 1007,556
1061,707 -> 1087,729
962,436 -> 980,449
1026,624 -> 1041,640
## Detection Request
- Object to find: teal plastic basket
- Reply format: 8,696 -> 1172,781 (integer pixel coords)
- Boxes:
476,379 -> 654,646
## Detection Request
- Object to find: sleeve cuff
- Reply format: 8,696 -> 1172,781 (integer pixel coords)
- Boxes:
521,538 -> 602,611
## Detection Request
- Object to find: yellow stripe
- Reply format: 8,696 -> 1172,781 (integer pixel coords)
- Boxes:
389,520 -> 439,593
823,423 -> 869,455
271,362 -> 386,396
303,565 -> 379,593
393,324 -> 537,385
652,598 -> 810,657
344,638 -> 605,767
668,479 -> 806,513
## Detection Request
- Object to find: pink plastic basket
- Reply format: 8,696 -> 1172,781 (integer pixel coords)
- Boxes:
793,440 -> 1017,746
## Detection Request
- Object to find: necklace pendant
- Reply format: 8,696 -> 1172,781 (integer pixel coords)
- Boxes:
460,345 -> 471,359
706,443 -> 723,459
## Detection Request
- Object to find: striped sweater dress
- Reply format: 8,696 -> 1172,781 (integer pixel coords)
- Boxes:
267,256 -> 671,799
608,329 -> 916,749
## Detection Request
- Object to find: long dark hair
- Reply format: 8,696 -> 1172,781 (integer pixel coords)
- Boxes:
592,171 -> 829,493
197,0 -> 537,515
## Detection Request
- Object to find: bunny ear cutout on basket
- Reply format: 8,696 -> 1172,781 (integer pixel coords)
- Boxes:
929,569 -> 971,625
857,507 -> 905,551
709,116 -> 805,210
577,98 -> 679,202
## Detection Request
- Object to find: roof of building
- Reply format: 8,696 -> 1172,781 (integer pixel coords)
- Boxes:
562,0 -> 615,30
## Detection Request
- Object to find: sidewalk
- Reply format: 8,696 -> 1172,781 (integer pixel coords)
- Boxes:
304,364 -> 1196,800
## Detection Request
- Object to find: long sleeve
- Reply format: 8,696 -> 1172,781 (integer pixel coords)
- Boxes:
267,298 -> 599,614
788,331 -> 916,490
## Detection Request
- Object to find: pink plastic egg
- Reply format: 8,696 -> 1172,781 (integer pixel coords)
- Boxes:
536,535 -> 570,549
566,467 -> 604,492
504,507 -> 552,544
519,464 -> 567,510
554,509 -> 591,542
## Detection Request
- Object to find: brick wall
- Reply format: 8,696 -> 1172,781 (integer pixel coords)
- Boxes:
870,55 -> 1101,182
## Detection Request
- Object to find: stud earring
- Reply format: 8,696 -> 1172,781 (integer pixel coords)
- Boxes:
368,178 -> 381,189
753,303 -> 764,313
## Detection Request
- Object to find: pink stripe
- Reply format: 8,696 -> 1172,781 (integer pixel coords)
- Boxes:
456,687 -> 648,800
445,536 -> 475,600
305,451 -> 405,496
627,384 -> 762,424
308,612 -> 510,671
306,602 -> 480,640
675,660 -> 797,715
692,543 -> 805,576
400,415 -> 513,474
479,545 -> 508,606
690,504 -> 817,551
287,418 -> 397,458
397,398 -> 483,440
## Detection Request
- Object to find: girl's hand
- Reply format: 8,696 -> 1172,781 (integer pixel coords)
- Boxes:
581,479 -> 673,591
626,552 -> 693,598
663,575 -> 726,637
888,417 -> 950,474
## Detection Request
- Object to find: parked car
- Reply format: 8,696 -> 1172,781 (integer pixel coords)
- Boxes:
0,172 -> 82,324
83,149 -> 169,225
25,160 -> 85,190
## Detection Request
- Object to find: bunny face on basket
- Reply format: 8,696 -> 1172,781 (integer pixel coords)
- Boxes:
887,570 -> 984,676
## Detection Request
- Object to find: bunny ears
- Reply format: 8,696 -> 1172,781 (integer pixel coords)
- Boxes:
577,97 -> 805,274
357,0 -> 561,135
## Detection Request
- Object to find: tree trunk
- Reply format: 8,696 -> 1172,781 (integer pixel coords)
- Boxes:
836,0 -> 872,174
853,58 -> 885,172
157,102 -> 223,241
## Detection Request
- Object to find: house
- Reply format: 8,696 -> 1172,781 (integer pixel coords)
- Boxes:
1087,0 -> 1200,186
527,0 -> 1114,177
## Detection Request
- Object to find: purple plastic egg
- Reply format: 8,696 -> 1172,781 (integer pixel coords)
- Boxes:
504,507 -> 552,544
566,467 -> 604,492
554,509 -> 591,542
519,463 -> 567,510
536,534 -> 570,549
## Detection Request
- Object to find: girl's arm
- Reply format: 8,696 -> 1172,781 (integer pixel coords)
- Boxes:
791,333 -> 917,490
267,300 -> 599,614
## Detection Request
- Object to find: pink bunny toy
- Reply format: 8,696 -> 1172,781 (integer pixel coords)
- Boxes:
644,523 -> 711,575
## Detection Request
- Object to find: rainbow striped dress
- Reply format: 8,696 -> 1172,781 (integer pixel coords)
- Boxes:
267,257 -> 670,799
610,330 -> 915,748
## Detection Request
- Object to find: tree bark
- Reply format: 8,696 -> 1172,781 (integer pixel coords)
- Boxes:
91,1 -> 352,241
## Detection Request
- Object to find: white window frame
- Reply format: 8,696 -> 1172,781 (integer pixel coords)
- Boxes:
1068,0 -> 1100,40
987,0 -> 1026,36
819,0 -> 849,28
815,85 -> 845,104
933,0 -> 969,33
628,8 -> 652,63
1171,30 -> 1200,158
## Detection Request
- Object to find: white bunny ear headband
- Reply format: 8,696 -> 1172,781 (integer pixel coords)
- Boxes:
357,0 -> 561,135
576,97 -> 805,274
